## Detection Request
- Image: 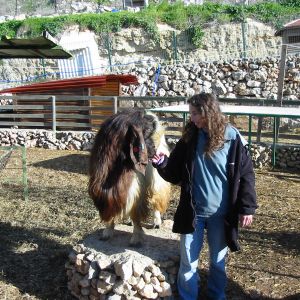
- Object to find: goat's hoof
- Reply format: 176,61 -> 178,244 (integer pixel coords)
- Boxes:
129,235 -> 144,248
100,228 -> 113,241
154,224 -> 160,229
123,220 -> 133,226
129,240 -> 143,248
99,234 -> 110,241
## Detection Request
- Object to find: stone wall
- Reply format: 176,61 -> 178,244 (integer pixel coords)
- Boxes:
2,55 -> 300,100
121,56 -> 300,100
0,129 -> 299,170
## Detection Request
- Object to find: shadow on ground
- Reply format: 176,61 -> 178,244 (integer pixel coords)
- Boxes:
0,220 -> 299,300
0,222 -> 73,300
32,154 -> 89,174
262,168 -> 300,183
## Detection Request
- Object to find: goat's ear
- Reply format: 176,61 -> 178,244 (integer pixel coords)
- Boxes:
128,125 -> 148,175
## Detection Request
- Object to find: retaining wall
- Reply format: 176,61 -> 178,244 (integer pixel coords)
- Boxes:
0,129 -> 299,170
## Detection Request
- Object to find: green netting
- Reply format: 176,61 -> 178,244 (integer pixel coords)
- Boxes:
0,148 -> 13,170
0,146 -> 28,200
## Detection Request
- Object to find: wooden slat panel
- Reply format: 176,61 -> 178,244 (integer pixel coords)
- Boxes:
13,89 -> 90,130
89,82 -> 120,126
0,121 -> 50,127
56,95 -> 115,101
166,126 -> 183,131
0,113 -> 49,118
91,81 -> 120,96
1,105 -> 50,110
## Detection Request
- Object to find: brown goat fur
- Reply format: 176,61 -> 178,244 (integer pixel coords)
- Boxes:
88,108 -> 171,246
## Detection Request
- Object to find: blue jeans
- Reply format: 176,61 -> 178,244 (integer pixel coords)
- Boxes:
177,215 -> 228,300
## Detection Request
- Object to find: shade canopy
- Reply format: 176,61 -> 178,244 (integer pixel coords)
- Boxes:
150,104 -> 300,118
0,31 -> 72,59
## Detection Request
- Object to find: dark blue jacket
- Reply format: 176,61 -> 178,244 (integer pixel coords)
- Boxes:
153,132 -> 257,252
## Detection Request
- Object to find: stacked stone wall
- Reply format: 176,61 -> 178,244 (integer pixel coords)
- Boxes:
0,129 -> 299,170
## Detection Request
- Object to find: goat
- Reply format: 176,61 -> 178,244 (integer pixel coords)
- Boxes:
88,108 -> 171,246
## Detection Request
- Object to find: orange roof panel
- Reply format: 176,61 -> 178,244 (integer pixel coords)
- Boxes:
0,74 -> 138,94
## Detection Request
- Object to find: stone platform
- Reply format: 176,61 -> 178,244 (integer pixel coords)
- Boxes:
66,221 -> 180,300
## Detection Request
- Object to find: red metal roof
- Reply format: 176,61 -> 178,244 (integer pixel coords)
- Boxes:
0,74 -> 138,94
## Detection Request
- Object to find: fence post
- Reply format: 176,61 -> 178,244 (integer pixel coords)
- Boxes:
105,33 -> 113,72
41,58 -> 47,79
21,145 -> 29,201
183,96 -> 188,127
277,44 -> 287,107
241,19 -> 247,59
172,31 -> 178,64
51,96 -> 56,134
113,96 -> 118,114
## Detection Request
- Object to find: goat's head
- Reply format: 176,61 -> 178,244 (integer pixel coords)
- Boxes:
89,109 -> 163,182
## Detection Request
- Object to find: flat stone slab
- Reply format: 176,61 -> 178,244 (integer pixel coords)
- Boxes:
66,221 -> 181,299
82,222 -> 180,262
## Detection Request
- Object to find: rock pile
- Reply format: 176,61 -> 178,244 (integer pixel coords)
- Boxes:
65,223 -> 180,300
0,128 -> 299,169
276,147 -> 300,169
0,129 -> 95,151
250,144 -> 272,169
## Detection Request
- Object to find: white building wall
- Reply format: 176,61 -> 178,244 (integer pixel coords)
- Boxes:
58,28 -> 105,78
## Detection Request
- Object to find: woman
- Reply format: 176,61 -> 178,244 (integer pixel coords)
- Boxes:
152,93 -> 257,300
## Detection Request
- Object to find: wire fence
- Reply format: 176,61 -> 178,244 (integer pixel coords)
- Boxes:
0,24 -> 283,88
1,2 -> 300,98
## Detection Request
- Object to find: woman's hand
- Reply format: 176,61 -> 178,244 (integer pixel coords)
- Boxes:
152,152 -> 165,165
239,214 -> 253,227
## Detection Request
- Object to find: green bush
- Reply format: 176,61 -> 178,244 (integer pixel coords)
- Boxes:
189,26 -> 205,47
0,20 -> 22,38
278,0 -> 300,7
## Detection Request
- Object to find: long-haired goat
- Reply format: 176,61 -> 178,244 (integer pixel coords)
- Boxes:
88,108 -> 171,246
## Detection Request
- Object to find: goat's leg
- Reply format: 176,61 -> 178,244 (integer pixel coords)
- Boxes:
101,220 -> 115,240
153,210 -> 162,229
129,223 -> 145,247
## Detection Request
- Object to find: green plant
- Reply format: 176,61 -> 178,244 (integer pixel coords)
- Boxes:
189,25 -> 204,47
0,20 -> 22,38
0,2 -> 300,49
278,0 -> 300,7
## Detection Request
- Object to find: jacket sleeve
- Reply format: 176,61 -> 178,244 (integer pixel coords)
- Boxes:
153,138 -> 186,185
237,144 -> 258,215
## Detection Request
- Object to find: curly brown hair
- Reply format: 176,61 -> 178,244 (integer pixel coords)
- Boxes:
182,93 -> 227,156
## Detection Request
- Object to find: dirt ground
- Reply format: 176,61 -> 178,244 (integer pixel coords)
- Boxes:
0,148 -> 299,300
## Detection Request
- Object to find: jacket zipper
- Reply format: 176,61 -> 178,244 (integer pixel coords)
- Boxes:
186,163 -> 196,229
